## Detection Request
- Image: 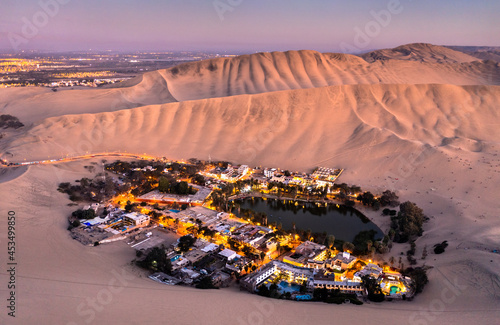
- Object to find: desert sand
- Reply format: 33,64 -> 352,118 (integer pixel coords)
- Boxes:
0,44 -> 499,324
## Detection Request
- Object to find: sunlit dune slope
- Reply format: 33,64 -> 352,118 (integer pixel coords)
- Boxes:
0,70 -> 177,123
157,47 -> 499,101
5,83 -> 499,170
1,45 -> 499,124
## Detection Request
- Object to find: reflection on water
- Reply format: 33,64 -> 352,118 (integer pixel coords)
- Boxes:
234,197 -> 383,242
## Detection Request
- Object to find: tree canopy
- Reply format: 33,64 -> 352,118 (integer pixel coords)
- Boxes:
391,201 -> 426,243
140,247 -> 172,274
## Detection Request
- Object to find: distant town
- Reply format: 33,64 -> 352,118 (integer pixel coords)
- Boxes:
0,51 -> 238,88
44,154 -> 429,305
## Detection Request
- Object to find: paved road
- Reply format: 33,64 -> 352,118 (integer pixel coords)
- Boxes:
0,152 -> 163,168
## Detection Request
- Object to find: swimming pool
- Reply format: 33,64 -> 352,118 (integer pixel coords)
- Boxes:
390,286 -> 401,294
279,281 -> 301,293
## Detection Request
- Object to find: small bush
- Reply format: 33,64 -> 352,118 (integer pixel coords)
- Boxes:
433,241 -> 448,254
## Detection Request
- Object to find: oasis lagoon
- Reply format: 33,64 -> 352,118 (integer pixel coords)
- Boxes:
233,197 -> 383,242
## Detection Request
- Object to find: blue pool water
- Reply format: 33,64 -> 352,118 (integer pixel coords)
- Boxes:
279,281 -> 300,293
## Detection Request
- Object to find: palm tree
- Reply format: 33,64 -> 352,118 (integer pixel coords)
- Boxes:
366,240 -> 373,252
325,235 -> 335,250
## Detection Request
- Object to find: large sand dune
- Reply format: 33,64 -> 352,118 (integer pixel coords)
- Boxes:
141,46 -> 500,102
362,43 -> 480,63
2,45 -> 499,125
4,82 -> 499,222
5,83 -> 500,166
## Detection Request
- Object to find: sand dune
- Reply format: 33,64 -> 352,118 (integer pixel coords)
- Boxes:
5,82 -> 499,226
4,83 -> 500,225
2,45 -> 499,126
1,44 -> 500,324
1,160 -> 500,325
362,43 -> 480,63
155,47 -> 499,102
6,83 -> 499,163
0,70 -> 177,124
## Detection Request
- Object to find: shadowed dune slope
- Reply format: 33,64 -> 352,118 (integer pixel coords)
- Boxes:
362,43 -> 480,63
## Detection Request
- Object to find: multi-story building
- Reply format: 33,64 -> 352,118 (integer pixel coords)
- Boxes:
312,270 -> 363,294
328,251 -> 357,270
240,262 -> 278,292
283,241 -> 328,267
263,168 -> 277,178
123,212 -> 150,226
238,165 -> 250,176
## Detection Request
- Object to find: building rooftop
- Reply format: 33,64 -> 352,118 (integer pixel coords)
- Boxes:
219,249 -> 238,260
138,184 -> 212,204
332,252 -> 357,265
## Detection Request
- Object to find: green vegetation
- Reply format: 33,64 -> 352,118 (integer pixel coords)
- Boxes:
67,219 -> 81,230
177,235 -> 196,252
105,159 -> 207,197
379,190 -> 400,207
139,247 -> 172,274
433,241 -> 448,254
190,174 -> 206,186
382,208 -> 397,216
390,201 -> 426,243
158,177 -> 196,195
406,241 -> 417,265
352,230 -> 378,255
403,267 -> 429,294
257,283 -> 281,299
333,183 -> 362,197
313,288 -> 363,305
58,176 -> 123,202
357,191 -> 377,208
342,241 -> 355,253
71,208 -> 96,220
361,275 -> 385,302
195,276 -> 219,289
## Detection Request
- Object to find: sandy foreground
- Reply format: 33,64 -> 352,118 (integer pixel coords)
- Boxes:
0,159 -> 498,325
0,45 -> 499,324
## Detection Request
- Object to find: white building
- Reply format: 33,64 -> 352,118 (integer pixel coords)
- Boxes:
240,262 -> 278,292
84,203 -> 100,212
264,168 -> 277,178
238,165 -> 250,176
123,212 -> 150,226
201,243 -> 219,253
218,248 -> 239,261
221,167 -> 234,180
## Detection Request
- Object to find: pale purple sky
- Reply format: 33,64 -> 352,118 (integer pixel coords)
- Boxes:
1,0 -> 498,53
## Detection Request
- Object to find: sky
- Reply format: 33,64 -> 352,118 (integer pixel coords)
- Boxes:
0,0 -> 499,53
